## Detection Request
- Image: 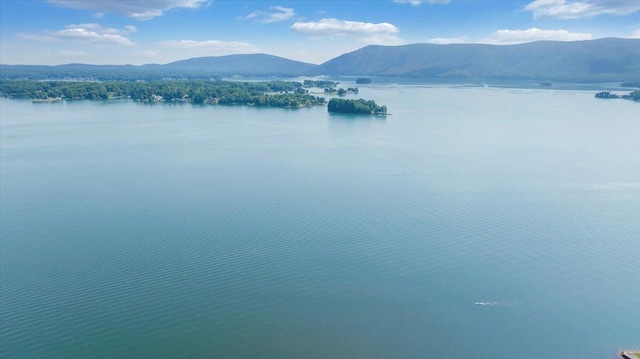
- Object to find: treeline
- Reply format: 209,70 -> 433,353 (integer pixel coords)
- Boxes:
303,80 -> 337,88
0,66 -> 225,82
0,80 -> 326,108
595,90 -> 640,101
324,87 -> 359,95
327,98 -> 387,114
621,81 -> 640,88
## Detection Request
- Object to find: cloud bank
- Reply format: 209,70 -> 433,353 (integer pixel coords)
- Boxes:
245,6 -> 295,23
159,40 -> 259,53
525,0 -> 640,19
47,0 -> 208,20
483,28 -> 593,44
426,36 -> 469,44
19,23 -> 137,46
291,18 -> 402,44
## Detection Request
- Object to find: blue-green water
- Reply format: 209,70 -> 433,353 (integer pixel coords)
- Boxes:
1,86 -> 639,358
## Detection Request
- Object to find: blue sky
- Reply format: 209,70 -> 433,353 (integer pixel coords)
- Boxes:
1,0 -> 638,65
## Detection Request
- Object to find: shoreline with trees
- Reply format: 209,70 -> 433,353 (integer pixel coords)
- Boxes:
595,90 -> 640,102
327,98 -> 387,115
0,80 -> 327,108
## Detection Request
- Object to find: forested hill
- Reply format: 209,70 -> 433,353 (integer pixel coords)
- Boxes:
1,39 -> 639,82
0,54 -> 315,80
310,38 -> 640,82
151,54 -> 316,76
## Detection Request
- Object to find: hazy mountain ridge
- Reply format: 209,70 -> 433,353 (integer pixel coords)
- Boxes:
149,54 -> 316,76
0,54 -> 316,80
1,39 -> 638,82
311,38 -> 640,82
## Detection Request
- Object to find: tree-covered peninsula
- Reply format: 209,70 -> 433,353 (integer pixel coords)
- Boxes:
327,98 -> 387,115
0,80 -> 326,108
595,90 -> 640,102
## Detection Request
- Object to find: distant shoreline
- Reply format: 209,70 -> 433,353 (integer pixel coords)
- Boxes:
595,91 -> 640,102
0,79 -> 328,109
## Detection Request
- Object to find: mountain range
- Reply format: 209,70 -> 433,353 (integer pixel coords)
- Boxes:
1,38 -> 639,82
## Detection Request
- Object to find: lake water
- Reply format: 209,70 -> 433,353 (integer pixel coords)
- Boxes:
1,85 -> 639,358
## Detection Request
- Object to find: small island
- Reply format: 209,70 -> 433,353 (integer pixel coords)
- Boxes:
327,98 -> 387,115
324,87 -> 359,96
595,91 -> 640,101
303,79 -> 337,88
356,78 -> 372,84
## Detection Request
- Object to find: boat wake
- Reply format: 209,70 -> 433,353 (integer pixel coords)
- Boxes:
474,301 -> 500,306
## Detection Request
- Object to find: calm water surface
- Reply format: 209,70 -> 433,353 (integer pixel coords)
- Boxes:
1,86 -> 639,358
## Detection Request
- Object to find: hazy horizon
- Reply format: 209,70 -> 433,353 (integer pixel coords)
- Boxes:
1,37 -> 638,67
1,0 -> 639,66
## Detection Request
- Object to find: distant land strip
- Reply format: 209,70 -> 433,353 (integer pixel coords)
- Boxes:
1,39 -> 639,83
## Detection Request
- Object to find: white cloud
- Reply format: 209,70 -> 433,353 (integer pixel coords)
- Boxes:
19,23 -> 137,46
629,29 -> 640,38
49,50 -> 90,57
133,50 -> 160,57
525,0 -> 640,19
483,28 -> 592,44
291,18 -> 398,36
47,0 -> 209,20
245,6 -> 295,23
426,36 -> 469,44
291,18 -> 402,44
124,25 -> 139,33
159,40 -> 259,53
153,40 -> 260,62
393,0 -> 450,4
